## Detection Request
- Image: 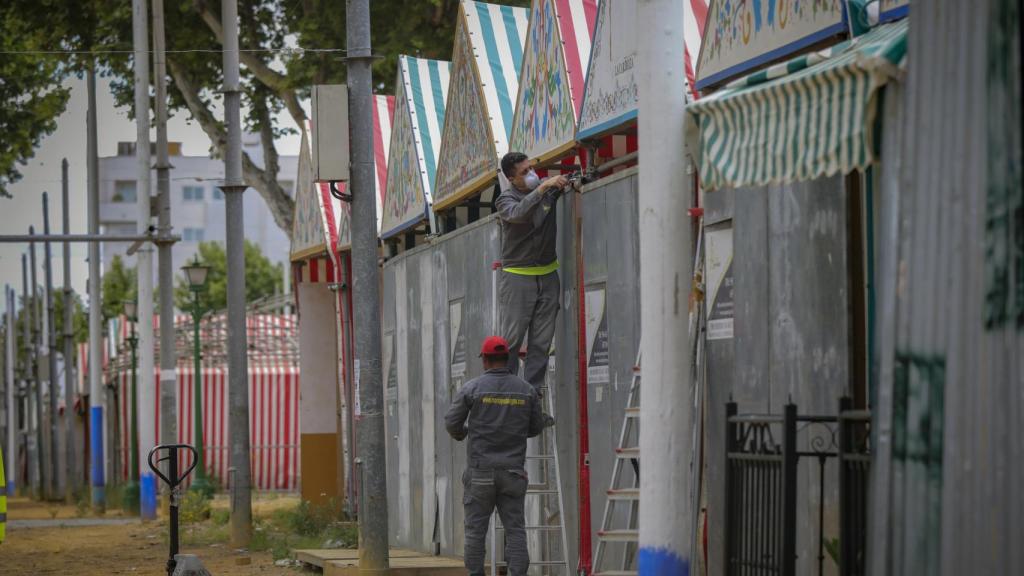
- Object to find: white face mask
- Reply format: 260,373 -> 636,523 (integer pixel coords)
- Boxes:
523,170 -> 541,191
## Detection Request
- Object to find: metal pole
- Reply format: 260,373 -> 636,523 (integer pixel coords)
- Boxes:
87,61 -> 106,513
637,0 -> 693,574
43,192 -> 60,501
347,0 -> 389,571
152,0 -> 178,508
62,158 -> 77,501
190,289 -> 211,496
30,232 -> 44,499
5,286 -> 17,497
24,251 -> 40,497
132,0 -> 157,521
0,234 -> 167,243
127,325 -> 140,514
220,0 -> 252,546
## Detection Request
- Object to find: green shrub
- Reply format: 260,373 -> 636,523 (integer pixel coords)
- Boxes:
179,490 -> 212,525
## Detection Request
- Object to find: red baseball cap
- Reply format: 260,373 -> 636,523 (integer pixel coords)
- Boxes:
479,336 -> 510,357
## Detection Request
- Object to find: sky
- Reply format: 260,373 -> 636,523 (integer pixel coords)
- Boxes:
0,74 -> 302,316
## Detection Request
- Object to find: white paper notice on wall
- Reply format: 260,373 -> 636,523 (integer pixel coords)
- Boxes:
585,285 -> 610,385
354,359 -> 361,417
449,299 -> 466,381
705,222 -> 735,340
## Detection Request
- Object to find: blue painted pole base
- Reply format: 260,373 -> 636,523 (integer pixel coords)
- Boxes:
140,473 -> 157,520
90,407 -> 105,511
639,547 -> 690,576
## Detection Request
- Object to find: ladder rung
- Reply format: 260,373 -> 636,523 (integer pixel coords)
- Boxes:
496,525 -> 562,531
594,571 -> 638,576
598,529 -> 639,542
525,489 -> 559,495
624,407 -> 640,416
615,447 -> 640,458
606,488 -> 640,500
526,454 -> 555,460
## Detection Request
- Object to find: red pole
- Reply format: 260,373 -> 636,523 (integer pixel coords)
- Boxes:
574,171 -> 593,576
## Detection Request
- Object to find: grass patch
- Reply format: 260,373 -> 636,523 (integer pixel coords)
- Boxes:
177,497 -> 358,561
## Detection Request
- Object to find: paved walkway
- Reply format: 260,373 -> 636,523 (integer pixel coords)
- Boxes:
8,517 -> 140,529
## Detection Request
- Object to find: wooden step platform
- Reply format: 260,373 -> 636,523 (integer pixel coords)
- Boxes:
294,548 -> 466,575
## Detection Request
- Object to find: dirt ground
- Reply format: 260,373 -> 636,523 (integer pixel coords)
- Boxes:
0,496 -> 315,576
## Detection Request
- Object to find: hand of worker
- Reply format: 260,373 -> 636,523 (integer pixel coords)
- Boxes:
542,414 -> 556,429
540,174 -> 570,192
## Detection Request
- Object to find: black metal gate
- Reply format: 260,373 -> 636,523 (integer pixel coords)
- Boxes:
724,399 -> 870,576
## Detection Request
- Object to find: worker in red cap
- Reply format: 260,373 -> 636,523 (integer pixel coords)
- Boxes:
445,335 -> 554,576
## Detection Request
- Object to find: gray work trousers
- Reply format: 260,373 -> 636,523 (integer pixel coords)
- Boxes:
498,270 -> 560,389
463,467 -> 529,576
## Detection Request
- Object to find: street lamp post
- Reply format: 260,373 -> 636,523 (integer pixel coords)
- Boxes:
123,300 -> 140,514
182,259 -> 213,498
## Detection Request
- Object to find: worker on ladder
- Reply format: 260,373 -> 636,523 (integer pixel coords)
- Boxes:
495,152 -> 571,394
445,336 -> 552,576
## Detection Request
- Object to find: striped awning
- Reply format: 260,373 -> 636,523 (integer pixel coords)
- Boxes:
687,19 -> 908,192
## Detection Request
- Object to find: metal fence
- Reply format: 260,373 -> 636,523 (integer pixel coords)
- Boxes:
724,399 -> 870,576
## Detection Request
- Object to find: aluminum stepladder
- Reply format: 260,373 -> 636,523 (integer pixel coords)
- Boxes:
592,218 -> 707,576
592,349 -> 642,576
489,262 -> 571,575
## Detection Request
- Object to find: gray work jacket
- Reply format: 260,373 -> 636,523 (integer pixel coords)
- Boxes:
445,367 -> 545,470
495,182 -> 559,269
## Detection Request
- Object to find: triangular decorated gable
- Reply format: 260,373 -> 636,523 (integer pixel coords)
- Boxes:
509,0 -> 597,164
434,1 -> 529,210
381,56 -> 451,239
289,128 -> 330,261
333,95 -> 395,252
577,0 -> 707,140
576,0 -> 637,140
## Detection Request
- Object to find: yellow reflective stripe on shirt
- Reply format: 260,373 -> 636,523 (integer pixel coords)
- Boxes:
503,260 -> 559,276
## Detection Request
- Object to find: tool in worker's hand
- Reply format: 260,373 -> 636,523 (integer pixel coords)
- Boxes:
148,443 -> 199,576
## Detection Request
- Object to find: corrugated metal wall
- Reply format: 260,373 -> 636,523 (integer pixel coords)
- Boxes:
380,169 -> 643,565
704,175 -> 853,575
869,3 -> 1023,574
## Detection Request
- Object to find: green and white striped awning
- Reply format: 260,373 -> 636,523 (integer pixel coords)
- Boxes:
688,19 -> 908,192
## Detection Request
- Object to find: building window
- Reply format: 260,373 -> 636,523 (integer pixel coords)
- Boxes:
183,185 -> 205,202
113,181 -> 137,203
183,228 -> 205,242
213,188 -> 224,200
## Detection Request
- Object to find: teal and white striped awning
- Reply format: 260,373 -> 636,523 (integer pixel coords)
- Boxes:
687,20 -> 908,192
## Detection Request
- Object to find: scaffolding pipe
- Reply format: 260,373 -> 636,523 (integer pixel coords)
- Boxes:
5,286 -> 17,497
62,159 -> 77,501
0,234 -> 168,243
220,0 -> 253,547
43,192 -> 60,501
347,0 -> 390,571
637,0 -> 694,574
132,0 -> 157,520
87,61 -> 106,513
152,0 -> 178,502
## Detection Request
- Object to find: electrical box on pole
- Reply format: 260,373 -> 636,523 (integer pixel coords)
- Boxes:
311,84 -> 350,182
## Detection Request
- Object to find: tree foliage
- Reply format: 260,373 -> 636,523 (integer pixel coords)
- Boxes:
174,240 -> 283,311
0,3 -> 72,198
101,254 -> 138,321
0,0 -> 528,229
